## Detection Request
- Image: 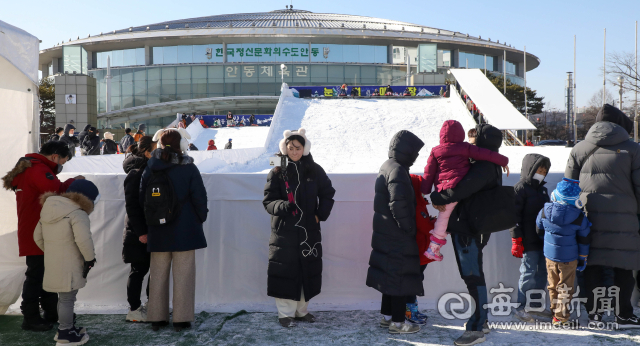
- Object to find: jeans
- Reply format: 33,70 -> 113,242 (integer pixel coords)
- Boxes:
57,290 -> 78,330
452,234 -> 488,332
381,295 -> 407,323
20,255 -> 58,320
584,265 -> 635,318
517,250 -> 547,310
127,261 -> 150,311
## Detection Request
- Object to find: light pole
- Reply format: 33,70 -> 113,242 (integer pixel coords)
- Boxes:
617,75 -> 624,109
280,63 -> 285,86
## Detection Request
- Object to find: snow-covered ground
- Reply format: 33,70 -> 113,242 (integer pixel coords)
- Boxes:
2,309 -> 640,346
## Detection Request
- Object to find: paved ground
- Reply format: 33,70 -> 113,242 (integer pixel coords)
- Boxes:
2,309 -> 640,345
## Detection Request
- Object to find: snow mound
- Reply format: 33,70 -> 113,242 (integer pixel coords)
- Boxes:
190,126 -> 270,151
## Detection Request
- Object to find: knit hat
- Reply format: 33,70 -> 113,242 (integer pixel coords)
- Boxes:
279,128 -> 311,156
551,178 -> 582,208
67,180 -> 100,204
104,132 -> 113,140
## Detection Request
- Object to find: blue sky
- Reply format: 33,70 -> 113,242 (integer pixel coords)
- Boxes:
3,0 -> 639,110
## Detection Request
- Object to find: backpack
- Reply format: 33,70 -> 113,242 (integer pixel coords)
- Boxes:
144,167 -> 181,226
459,165 -> 518,234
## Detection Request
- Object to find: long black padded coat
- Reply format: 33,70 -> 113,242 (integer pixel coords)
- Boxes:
263,154 -> 335,301
366,130 -> 425,297
565,106 -> 640,270
122,154 -> 150,264
509,153 -> 551,252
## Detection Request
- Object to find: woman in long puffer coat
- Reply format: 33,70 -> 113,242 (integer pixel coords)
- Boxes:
366,130 -> 425,334
263,128 -> 335,328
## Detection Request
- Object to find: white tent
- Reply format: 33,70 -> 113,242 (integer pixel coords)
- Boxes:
0,20 -> 40,314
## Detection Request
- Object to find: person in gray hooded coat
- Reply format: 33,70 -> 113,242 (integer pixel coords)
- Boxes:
565,103 -> 640,326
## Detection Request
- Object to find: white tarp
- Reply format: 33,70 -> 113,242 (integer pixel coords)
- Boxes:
0,20 -> 40,84
450,68 -> 536,130
0,21 -> 40,314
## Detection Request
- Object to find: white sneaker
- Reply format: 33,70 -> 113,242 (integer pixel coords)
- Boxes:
126,306 -> 147,322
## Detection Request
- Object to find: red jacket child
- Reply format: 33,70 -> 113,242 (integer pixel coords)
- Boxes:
410,174 -> 436,266
2,154 -> 75,256
207,139 -> 217,150
421,120 -> 509,194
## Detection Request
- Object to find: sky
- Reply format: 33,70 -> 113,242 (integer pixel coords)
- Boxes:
3,0 -> 639,110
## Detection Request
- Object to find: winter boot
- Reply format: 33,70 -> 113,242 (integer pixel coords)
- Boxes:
55,328 -> 89,346
54,325 -> 86,342
405,303 -> 427,325
173,322 -> 191,332
411,299 -> 428,321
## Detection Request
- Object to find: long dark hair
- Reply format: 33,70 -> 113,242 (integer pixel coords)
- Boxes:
159,130 -> 184,163
126,135 -> 155,157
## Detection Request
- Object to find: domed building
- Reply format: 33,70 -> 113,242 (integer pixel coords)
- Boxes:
38,8 -> 539,132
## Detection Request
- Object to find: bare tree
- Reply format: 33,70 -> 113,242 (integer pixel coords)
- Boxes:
607,51 -> 639,95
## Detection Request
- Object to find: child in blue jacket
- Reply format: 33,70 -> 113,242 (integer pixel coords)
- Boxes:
536,178 -> 591,326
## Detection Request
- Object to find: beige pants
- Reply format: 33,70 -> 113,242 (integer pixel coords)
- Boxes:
275,289 -> 309,319
147,250 -> 196,323
546,258 -> 577,322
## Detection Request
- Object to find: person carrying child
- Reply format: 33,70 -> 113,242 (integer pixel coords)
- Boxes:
421,121 -> 509,261
536,178 -> 591,326
33,179 -> 100,345
510,154 -> 551,322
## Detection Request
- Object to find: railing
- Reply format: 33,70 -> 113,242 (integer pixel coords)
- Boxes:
503,129 -> 524,146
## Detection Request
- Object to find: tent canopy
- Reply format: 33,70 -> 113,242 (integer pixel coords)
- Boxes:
450,68 -> 536,130
0,20 -> 39,84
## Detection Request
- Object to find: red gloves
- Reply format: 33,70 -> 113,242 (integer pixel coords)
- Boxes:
511,238 -> 524,258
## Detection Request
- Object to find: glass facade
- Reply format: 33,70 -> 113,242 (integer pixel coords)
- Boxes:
91,64 -> 412,113
505,60 -> 517,75
437,50 -> 451,67
62,45 -> 88,74
459,52 -> 495,71
417,44 -> 437,73
95,48 -> 145,68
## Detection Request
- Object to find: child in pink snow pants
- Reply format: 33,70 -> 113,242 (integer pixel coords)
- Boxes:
421,121 -> 509,261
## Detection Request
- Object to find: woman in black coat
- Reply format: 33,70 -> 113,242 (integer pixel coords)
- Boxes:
366,130 -> 424,334
263,128 -> 335,328
102,132 -> 119,155
122,136 -> 156,322
139,129 -> 208,332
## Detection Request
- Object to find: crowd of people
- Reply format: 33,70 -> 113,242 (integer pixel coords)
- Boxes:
5,103 -> 640,346
47,124 -> 149,157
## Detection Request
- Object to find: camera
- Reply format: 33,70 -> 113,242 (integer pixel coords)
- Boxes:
269,156 -> 289,170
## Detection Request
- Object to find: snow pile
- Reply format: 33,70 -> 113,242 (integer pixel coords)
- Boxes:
189,126 -> 270,151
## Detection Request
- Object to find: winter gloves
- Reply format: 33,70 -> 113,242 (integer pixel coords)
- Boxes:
577,255 -> 588,272
82,259 -> 96,278
511,238 -> 524,258
425,235 -> 447,262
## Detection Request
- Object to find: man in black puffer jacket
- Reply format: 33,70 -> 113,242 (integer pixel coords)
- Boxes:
509,153 -> 551,321
58,124 -> 79,158
81,127 -> 101,155
430,124 -> 505,346
367,130 -> 424,334
77,124 -> 91,146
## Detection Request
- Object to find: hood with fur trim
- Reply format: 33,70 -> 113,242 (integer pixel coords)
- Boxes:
39,191 -> 94,223
279,128 -> 311,156
3,154 -> 59,191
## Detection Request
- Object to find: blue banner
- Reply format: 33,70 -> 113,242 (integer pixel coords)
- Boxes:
198,115 -> 273,127
289,85 -> 446,97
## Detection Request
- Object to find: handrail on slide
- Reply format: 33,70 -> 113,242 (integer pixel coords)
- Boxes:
451,86 -> 523,146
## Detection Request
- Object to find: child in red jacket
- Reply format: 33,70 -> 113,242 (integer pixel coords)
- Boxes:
407,174 -> 436,324
422,121 -> 509,261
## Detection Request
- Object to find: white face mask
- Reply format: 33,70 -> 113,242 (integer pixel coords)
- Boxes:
533,173 -> 546,182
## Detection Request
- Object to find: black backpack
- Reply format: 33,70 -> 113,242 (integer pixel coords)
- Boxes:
144,167 -> 181,226
460,165 -> 518,234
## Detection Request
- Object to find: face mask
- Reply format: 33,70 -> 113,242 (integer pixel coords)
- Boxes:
93,194 -> 101,205
56,164 -> 63,174
533,173 -> 546,182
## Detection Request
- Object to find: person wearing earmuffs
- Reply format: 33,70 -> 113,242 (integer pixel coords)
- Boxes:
262,128 -> 335,328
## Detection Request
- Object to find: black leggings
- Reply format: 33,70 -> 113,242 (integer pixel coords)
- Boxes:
406,264 -> 428,304
127,261 -> 150,311
381,295 -> 406,323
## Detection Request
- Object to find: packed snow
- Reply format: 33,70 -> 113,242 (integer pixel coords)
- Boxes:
189,124 -> 270,150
